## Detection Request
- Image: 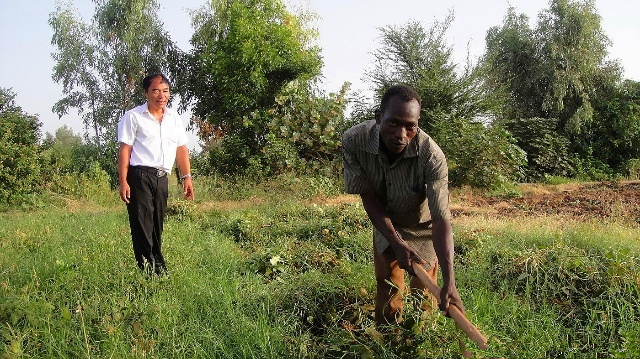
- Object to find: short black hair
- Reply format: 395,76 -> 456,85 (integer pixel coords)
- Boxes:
142,73 -> 171,92
379,84 -> 421,115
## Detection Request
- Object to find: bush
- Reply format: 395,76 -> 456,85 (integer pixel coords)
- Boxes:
40,126 -> 104,175
570,149 -> 618,182
46,162 -> 115,206
502,117 -> 574,181
0,88 -> 44,206
626,159 -> 640,180
434,117 -> 526,189
197,80 -> 351,179
239,80 -> 351,178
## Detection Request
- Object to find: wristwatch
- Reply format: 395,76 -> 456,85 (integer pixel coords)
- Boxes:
181,173 -> 192,179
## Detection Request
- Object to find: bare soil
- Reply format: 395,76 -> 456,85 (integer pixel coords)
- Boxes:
201,181 -> 640,224
452,181 -> 640,224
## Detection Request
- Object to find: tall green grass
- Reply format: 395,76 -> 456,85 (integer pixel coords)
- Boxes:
454,216 -> 640,358
2,175 -> 639,358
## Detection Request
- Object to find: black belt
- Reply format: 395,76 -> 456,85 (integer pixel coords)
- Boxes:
132,166 -> 167,178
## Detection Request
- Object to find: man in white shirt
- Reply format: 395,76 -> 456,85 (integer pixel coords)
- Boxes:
117,73 -> 194,276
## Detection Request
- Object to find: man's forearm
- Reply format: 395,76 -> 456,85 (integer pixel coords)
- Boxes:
117,143 -> 132,184
359,192 -> 403,248
432,219 -> 455,284
176,145 -> 191,176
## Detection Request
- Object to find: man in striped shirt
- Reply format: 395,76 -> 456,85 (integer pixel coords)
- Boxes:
342,84 -> 465,326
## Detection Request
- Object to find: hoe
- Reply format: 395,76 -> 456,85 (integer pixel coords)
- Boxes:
412,262 -> 489,352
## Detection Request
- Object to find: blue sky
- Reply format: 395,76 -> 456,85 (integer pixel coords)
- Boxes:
1,0 -> 638,147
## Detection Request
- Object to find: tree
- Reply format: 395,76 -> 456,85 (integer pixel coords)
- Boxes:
485,0 -> 616,130
364,16 -> 523,188
434,117 -> 526,188
262,80 -> 350,175
178,0 -> 322,173
0,88 -> 44,205
41,126 -> 102,177
49,0 -> 180,182
366,15 -> 499,133
591,80 -> 640,171
41,126 -> 83,176
483,7 -> 544,121
537,0 -> 615,137
483,0 -> 625,179
502,117 -> 575,180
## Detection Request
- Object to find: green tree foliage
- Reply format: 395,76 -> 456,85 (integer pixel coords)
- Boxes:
591,80 -> 640,172
483,8 -> 543,121
49,0 -> 179,183
180,0 -> 323,173
364,16 -> 523,188
41,126 -> 102,178
198,80 -> 350,178
501,117 -> 574,180
485,0 -> 616,131
263,80 -> 350,175
0,88 -> 44,205
484,0 -> 628,180
434,118 -> 526,188
38,126 -> 118,199
536,0 -> 614,135
366,16 -> 499,132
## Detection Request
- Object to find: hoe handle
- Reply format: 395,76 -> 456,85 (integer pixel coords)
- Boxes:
412,263 -> 489,350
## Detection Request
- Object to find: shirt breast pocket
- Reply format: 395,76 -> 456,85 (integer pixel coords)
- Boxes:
402,184 -> 426,208
164,122 -> 181,144
168,132 -> 180,144
138,124 -> 159,146
392,184 -> 426,225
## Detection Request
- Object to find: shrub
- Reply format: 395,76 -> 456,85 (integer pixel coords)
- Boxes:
570,148 -> 618,182
247,80 -> 350,177
434,117 -> 527,189
625,158 -> 640,180
502,117 -> 574,181
46,162 -> 114,206
0,88 -> 44,206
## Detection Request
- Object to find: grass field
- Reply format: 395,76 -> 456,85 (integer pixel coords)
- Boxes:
1,175 -> 639,358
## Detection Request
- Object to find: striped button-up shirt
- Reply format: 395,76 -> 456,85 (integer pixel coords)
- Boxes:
342,120 -> 451,267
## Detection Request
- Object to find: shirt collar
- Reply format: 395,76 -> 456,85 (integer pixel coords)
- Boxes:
137,103 -> 174,121
133,103 -> 152,115
365,122 -> 421,159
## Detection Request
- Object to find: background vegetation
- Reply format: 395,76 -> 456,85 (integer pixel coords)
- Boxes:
7,0 -> 630,196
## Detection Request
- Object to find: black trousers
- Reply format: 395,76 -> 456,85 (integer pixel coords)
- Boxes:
126,166 -> 169,274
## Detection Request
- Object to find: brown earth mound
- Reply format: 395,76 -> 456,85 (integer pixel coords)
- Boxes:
453,181 -> 640,223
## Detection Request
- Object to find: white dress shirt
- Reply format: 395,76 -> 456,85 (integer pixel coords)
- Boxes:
117,103 -> 189,174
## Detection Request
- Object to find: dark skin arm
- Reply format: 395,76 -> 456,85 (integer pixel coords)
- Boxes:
360,191 -> 465,315
431,218 -> 465,315
360,191 -> 425,275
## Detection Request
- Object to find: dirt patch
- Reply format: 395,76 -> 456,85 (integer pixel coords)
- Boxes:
194,181 -> 640,224
454,181 -> 640,224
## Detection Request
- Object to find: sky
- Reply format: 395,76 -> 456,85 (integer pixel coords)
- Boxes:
0,0 -> 638,149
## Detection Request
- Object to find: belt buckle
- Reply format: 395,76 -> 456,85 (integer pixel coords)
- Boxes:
156,169 -> 165,177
